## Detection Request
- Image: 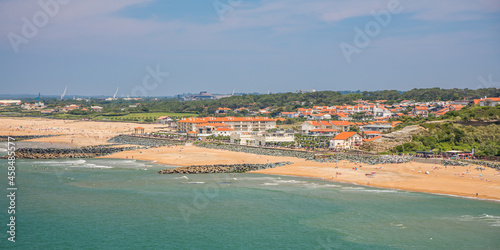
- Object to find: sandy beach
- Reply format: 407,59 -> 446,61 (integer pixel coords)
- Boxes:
0,117 -> 161,147
100,144 -> 500,201
3,117 -> 500,201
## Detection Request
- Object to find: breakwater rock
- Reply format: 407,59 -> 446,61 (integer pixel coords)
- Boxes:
0,135 -> 56,141
463,160 -> 500,170
158,162 -> 292,174
108,135 -> 183,147
195,143 -> 413,165
442,160 -> 469,167
0,145 -> 138,159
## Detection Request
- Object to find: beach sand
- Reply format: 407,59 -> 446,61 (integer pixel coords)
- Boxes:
100,144 -> 500,201
0,117 -> 162,147
3,117 -> 500,201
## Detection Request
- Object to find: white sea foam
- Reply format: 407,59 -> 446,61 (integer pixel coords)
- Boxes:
72,163 -> 113,169
460,214 -> 500,226
274,180 -> 306,184
233,177 -> 280,181
341,187 -> 365,190
262,183 -> 279,186
356,189 -> 399,193
303,183 -> 340,189
37,159 -> 87,165
0,147 -> 7,152
181,182 -> 205,184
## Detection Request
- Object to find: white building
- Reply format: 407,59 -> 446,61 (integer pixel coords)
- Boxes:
231,131 -> 295,146
330,132 -> 363,149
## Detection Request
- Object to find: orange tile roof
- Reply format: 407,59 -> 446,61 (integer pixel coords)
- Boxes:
178,117 -> 276,123
308,121 -> 322,126
333,132 -> 359,140
363,136 -> 382,142
330,121 -> 351,126
196,123 -> 230,127
310,129 -> 339,132
215,127 -> 234,131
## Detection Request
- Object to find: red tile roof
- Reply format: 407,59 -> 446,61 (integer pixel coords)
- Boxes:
333,132 -> 359,140
363,136 -> 382,142
215,127 -> 234,131
178,117 -> 276,123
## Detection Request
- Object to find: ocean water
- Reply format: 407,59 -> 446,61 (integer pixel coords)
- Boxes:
0,157 -> 499,249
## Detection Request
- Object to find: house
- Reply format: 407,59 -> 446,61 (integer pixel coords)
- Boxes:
363,135 -> 382,142
307,113 -> 331,120
337,113 -> 352,121
231,130 -> 295,146
309,129 -> 340,137
157,116 -> 175,127
361,124 -> 393,132
177,117 -> 276,133
91,106 -> 103,112
280,112 -> 300,118
301,121 -> 322,134
214,127 -> 235,136
330,132 -> 363,149
479,97 -> 500,107
412,106 -> 429,117
361,131 -> 382,139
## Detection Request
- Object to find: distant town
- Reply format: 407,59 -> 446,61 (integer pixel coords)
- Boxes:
1,88 -> 499,156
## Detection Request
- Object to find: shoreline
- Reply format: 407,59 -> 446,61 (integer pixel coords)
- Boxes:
100,144 -> 500,201
2,117 -> 500,201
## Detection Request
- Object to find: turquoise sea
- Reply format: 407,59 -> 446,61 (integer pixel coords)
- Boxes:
1,151 -> 499,249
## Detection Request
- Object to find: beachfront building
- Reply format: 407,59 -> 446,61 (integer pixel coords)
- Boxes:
479,97 -> 500,107
330,132 -> 363,149
360,123 -> 393,132
157,116 -> 176,127
214,127 -> 235,136
301,121 -> 351,134
412,106 -> 429,117
177,117 -> 277,133
230,131 -> 295,146
361,131 -> 382,139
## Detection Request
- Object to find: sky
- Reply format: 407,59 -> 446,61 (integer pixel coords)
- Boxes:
0,0 -> 499,97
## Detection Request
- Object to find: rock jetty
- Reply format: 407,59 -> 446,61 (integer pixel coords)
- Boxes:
108,135 -> 183,147
1,145 -> 137,159
158,162 -> 292,174
0,135 -> 56,141
195,142 -> 413,165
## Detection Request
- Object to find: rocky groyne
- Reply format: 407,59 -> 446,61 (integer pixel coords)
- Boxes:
195,143 -> 413,165
108,135 -> 183,147
1,145 -> 138,159
0,135 -> 56,141
157,162 -> 292,174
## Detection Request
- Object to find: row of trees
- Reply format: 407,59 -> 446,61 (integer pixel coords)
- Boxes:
18,88 -> 500,117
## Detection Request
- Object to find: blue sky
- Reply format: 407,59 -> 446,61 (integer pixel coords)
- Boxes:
0,0 -> 499,97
